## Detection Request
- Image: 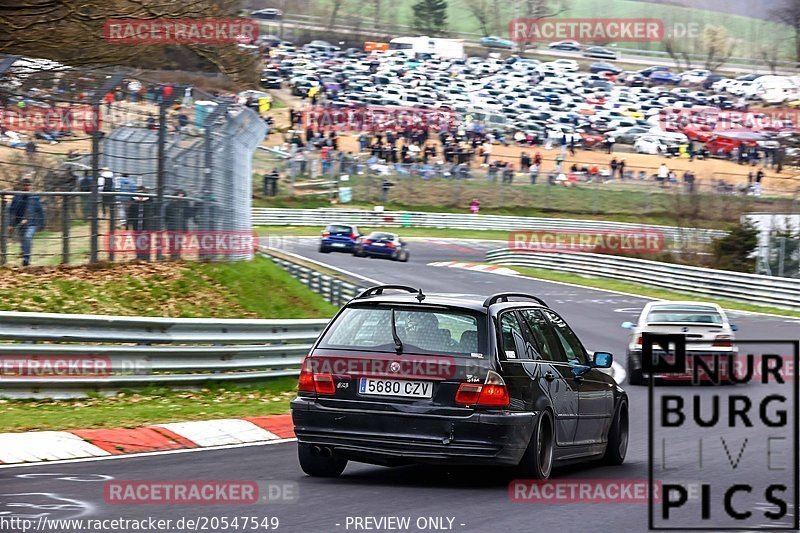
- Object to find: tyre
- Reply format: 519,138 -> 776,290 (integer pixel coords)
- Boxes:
602,401 -> 629,465
353,248 -> 364,257
518,410 -> 554,479
297,444 -> 347,477
627,357 -> 644,386
319,245 -> 330,254
400,251 -> 409,262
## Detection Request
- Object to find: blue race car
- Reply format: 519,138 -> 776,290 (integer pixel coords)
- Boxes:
320,224 -> 360,253
354,232 -> 409,261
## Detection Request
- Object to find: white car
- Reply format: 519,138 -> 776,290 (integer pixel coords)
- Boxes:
622,301 -> 738,385
549,59 -> 580,72
634,135 -> 669,154
680,69 -> 711,85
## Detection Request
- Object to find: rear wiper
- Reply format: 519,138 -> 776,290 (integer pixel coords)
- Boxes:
391,308 -> 403,354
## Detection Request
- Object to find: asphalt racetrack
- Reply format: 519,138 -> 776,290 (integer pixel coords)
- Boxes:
2,237 -> 798,533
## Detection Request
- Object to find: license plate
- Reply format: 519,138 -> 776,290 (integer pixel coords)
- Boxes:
358,378 -> 432,398
332,243 -> 345,248
372,243 -> 385,247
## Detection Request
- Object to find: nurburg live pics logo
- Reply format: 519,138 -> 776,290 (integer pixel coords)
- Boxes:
644,334 -> 799,530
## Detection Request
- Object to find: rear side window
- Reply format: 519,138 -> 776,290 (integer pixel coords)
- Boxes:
319,306 -> 486,356
519,309 -> 565,363
544,310 -> 588,365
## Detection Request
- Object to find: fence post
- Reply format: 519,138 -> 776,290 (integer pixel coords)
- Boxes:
61,195 -> 70,264
89,101 -> 101,263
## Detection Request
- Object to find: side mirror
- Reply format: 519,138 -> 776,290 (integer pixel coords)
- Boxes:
621,321 -> 634,329
730,324 -> 738,332
592,351 -> 613,368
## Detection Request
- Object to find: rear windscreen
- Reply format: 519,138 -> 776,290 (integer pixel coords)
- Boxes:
318,306 -> 486,356
647,311 -> 722,324
326,225 -> 353,233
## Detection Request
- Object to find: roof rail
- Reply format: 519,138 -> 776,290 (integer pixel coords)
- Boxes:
483,292 -> 548,308
356,285 -> 425,301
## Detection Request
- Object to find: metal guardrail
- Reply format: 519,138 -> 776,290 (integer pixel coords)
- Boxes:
258,247 -> 366,307
0,311 -> 329,398
252,208 -> 727,248
486,249 -> 800,311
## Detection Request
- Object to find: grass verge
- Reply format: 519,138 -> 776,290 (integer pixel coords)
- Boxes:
0,378 -> 297,433
0,256 -> 336,318
0,257 -> 334,431
512,266 -> 800,319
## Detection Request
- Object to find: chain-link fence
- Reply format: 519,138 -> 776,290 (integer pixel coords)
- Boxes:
0,55 -> 265,266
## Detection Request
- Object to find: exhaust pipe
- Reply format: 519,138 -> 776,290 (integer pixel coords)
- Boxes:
320,447 -> 333,458
311,445 -> 323,456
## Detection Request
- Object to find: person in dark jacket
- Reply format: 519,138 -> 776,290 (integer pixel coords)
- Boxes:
126,186 -> 156,261
7,177 -> 45,266
165,189 -> 194,259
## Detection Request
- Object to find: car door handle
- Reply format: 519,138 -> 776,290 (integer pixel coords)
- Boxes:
544,372 -> 556,382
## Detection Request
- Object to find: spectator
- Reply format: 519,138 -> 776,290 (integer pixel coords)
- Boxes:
610,158 -> 619,179
7,177 -> 45,267
469,198 -> 480,214
657,163 -> 669,186
530,162 -> 540,184
126,186 -> 156,261
618,159 -> 626,180
605,132 -> 616,154
520,152 -> 531,172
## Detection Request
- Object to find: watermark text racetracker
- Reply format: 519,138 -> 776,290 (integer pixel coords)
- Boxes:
302,106 -> 457,132
509,18 -> 707,43
103,18 -> 258,44
0,106 -> 101,132
104,231 -> 258,256
509,229 -> 665,254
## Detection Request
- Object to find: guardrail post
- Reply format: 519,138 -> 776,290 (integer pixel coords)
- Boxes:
61,195 -> 70,264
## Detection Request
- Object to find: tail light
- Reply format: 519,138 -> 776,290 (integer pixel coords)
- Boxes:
712,334 -> 733,347
350,233 -> 357,239
297,359 -> 336,396
636,336 -> 642,345
322,231 -> 330,237
455,370 -> 509,407
364,239 -> 373,244
386,242 -> 396,248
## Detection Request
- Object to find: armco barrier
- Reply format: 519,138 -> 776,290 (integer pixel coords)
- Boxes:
486,249 -> 800,311
252,208 -> 726,249
0,312 -> 329,398
258,247 -> 367,307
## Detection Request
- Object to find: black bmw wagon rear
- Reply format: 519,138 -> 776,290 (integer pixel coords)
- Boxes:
291,286 -> 628,479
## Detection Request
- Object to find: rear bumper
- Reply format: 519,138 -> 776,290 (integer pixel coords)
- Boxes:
321,239 -> 355,251
291,398 -> 536,466
364,247 -> 395,257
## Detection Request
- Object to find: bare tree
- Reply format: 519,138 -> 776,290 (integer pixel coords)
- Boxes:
772,0 -> 800,65
0,0 -> 258,85
663,24 -> 735,71
465,0 -> 492,36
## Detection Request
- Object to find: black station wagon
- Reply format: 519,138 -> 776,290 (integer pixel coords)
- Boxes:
291,286 -> 628,479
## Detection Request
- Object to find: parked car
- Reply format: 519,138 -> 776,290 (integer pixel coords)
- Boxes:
589,62 -> 622,75
548,40 -> 581,52
319,224 -> 361,253
354,232 -> 409,261
293,288 -> 628,479
260,69 -> 282,89
634,134 -> 669,154
649,70 -> 682,85
251,8 -> 283,19
623,301 -> 737,385
480,36 -> 515,50
583,47 -> 618,60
